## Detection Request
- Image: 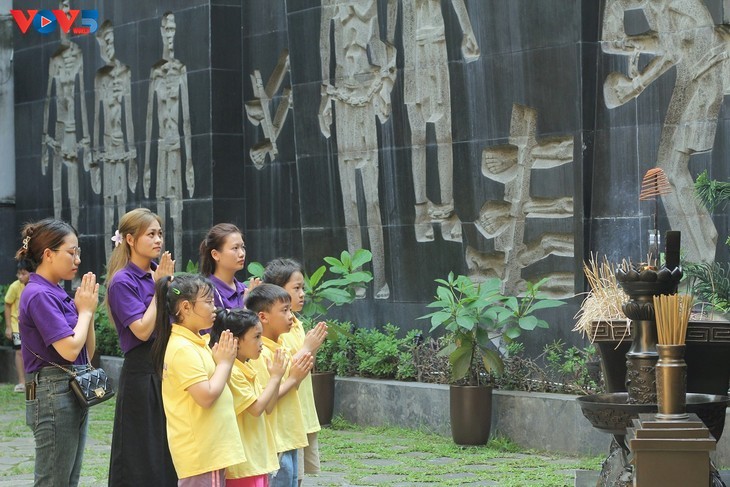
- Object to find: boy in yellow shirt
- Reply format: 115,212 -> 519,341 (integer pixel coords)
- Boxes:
246,284 -> 314,487
4,260 -> 30,392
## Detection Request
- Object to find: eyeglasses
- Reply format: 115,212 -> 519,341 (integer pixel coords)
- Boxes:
193,297 -> 216,307
54,246 -> 81,259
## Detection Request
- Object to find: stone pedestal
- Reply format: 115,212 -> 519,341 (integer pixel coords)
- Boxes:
628,413 -> 716,487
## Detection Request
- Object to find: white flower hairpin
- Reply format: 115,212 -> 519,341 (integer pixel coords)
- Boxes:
111,230 -> 123,248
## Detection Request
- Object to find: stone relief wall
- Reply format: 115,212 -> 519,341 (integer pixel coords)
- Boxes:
41,1 -> 91,229
93,20 -> 137,261
318,0 -> 396,299
601,0 -> 727,263
143,12 -> 193,266
9,0 -> 729,340
468,104 -> 574,297
245,49 -> 292,169
395,0 -> 480,244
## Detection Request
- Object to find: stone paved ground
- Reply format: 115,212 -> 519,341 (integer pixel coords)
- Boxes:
0,384 -> 599,486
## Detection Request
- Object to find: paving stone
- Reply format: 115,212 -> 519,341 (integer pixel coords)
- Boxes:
462,464 -> 497,471
435,472 -> 478,480
358,473 -> 407,483
427,456 -> 457,465
359,458 -> 402,467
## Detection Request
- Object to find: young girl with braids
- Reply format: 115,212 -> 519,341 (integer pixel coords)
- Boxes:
199,223 -> 260,310
152,273 -> 245,485
105,208 -> 177,486
16,218 -> 98,487
263,259 -> 328,486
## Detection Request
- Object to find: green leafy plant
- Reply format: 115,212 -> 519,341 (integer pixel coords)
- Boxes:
542,340 -> 600,394
94,284 -> 122,357
353,324 -> 418,381
421,273 -> 565,386
248,250 -> 373,372
185,259 -> 199,273
684,262 -> 730,314
694,171 -> 730,246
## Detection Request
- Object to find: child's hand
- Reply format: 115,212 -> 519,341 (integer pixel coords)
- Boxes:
243,277 -> 261,301
303,321 -> 328,353
4,327 -> 11,341
211,330 -> 238,366
267,348 -> 287,380
153,252 -> 175,281
289,352 -> 314,381
74,272 -> 99,317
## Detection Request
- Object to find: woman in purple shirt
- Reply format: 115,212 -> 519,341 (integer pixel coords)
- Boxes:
199,223 -> 260,309
105,208 -> 176,487
17,218 -> 98,487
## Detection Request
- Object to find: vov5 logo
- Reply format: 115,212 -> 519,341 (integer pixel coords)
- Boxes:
10,9 -> 98,35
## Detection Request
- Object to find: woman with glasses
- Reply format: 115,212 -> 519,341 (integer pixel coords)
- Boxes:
105,208 -> 177,486
16,218 -> 98,487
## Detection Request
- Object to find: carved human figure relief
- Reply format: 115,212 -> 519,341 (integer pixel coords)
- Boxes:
144,12 -> 193,267
41,0 -> 92,228
389,0 -> 480,243
94,20 -> 137,261
469,104 -> 574,297
245,49 -> 293,169
602,0 -> 724,262
319,0 -> 397,299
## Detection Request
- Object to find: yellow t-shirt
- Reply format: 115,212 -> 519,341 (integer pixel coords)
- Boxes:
281,317 -> 321,434
4,280 -> 25,334
227,359 -> 280,479
251,336 -> 308,453
162,325 -> 245,478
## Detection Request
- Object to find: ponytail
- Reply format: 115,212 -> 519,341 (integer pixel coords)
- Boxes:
151,276 -> 175,376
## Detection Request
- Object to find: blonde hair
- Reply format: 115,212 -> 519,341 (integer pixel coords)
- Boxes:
105,208 -> 162,286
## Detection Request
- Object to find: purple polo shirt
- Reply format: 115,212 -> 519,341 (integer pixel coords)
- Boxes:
209,274 -> 246,310
19,273 -> 89,374
107,262 -> 157,354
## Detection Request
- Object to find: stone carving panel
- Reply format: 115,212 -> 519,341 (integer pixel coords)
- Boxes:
468,104 -> 574,297
391,0 -> 480,243
245,49 -> 293,169
144,12 -> 193,266
94,20 -> 137,260
42,1 -> 92,229
319,0 -> 397,299
601,0 -> 726,262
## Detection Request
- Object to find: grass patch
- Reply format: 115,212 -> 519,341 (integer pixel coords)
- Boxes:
0,385 -> 602,486
320,417 -> 601,486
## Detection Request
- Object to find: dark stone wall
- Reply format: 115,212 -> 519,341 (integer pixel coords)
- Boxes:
6,0 -> 730,356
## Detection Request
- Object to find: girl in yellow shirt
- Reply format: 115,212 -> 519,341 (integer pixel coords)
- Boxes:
151,274 -> 245,486
211,308 -> 289,487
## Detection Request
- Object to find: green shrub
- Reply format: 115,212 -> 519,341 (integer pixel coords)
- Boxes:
94,285 -> 122,357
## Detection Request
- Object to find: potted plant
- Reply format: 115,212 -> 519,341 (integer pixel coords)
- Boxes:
249,249 -> 372,425
421,273 -> 564,445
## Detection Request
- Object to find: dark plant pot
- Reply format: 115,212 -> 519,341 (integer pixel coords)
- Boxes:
449,384 -> 492,446
312,371 -> 335,426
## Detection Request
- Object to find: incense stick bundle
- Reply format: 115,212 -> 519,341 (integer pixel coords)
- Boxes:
653,294 -> 693,345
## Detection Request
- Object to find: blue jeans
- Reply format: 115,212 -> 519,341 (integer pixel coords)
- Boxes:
269,449 -> 298,487
26,366 -> 89,487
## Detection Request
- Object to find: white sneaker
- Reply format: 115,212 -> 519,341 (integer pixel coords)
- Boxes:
13,383 -> 25,393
